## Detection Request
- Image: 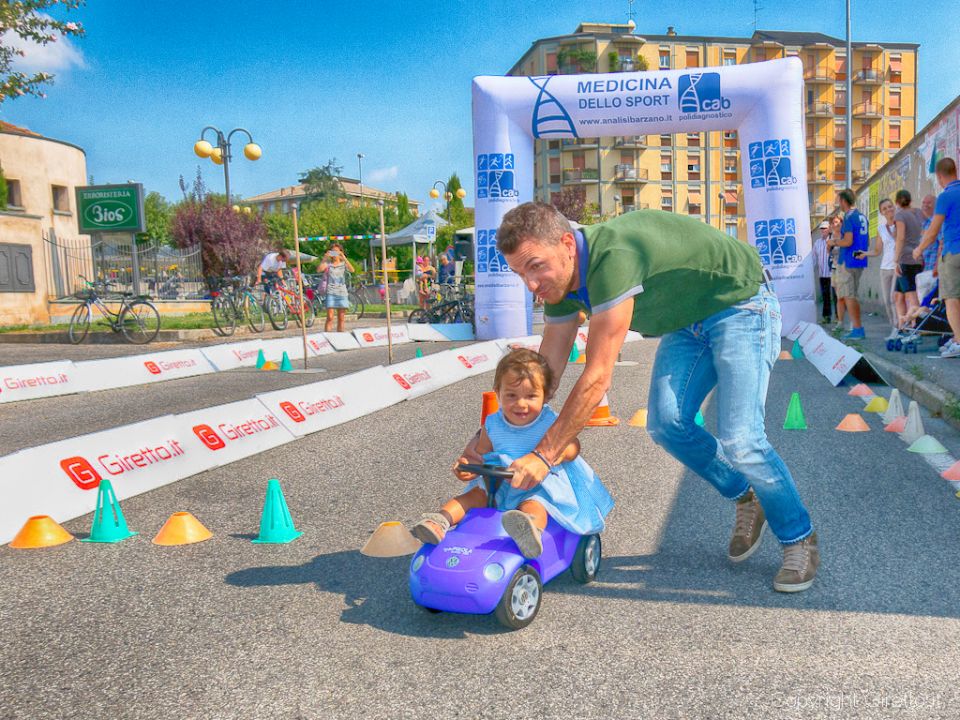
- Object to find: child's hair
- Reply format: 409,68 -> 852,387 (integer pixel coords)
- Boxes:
493,349 -> 553,394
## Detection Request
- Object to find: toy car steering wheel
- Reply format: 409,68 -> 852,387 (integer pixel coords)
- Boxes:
456,463 -> 513,509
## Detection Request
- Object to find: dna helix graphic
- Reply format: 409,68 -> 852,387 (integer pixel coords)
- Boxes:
529,77 -> 578,139
678,72 -> 705,113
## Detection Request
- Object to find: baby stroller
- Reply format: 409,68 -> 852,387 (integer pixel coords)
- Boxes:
888,280 -> 952,353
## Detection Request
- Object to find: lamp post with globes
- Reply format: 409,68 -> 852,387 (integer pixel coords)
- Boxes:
193,126 -> 261,202
429,180 -> 467,223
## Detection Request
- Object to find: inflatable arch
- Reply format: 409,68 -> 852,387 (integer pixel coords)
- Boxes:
471,57 -> 815,340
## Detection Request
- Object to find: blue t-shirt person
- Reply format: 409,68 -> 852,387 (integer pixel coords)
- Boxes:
937,180 -> 960,257
841,208 -> 869,268
438,246 -> 456,284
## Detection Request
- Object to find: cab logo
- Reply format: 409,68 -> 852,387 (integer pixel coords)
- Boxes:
59,456 -> 102,490
144,361 -> 161,375
280,401 -> 306,423
748,139 -> 797,189
754,217 -> 799,268
192,424 -> 226,450
678,72 -> 730,113
476,153 -> 517,200
392,373 -> 412,390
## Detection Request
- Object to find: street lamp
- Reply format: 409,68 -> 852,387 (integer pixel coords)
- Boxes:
429,180 -> 467,222
193,126 -> 261,202
357,153 -> 365,206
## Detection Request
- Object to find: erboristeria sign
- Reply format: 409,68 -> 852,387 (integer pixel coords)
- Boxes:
472,57 -> 815,339
75,183 -> 146,234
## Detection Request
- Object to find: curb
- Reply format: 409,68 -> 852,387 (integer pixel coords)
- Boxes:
862,350 -> 960,432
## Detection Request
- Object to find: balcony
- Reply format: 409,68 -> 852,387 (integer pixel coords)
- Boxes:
620,202 -> 651,213
853,169 -> 870,184
803,69 -> 835,84
806,134 -> 832,150
615,135 -> 649,149
614,165 -> 650,183
808,173 -> 831,185
852,135 -> 882,151
853,68 -> 883,84
853,101 -> 884,118
562,168 -> 599,184
811,203 -> 830,216
561,138 -> 599,149
806,101 -> 833,117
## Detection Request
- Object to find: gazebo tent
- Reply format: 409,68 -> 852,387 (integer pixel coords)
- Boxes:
369,209 -> 450,279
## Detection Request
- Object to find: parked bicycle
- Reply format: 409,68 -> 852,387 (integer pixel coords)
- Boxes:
303,273 -> 366,320
262,276 -> 315,331
407,284 -> 474,325
68,275 -> 161,344
209,276 -> 266,336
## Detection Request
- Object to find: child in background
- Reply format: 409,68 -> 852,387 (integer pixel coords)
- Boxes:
411,349 -> 614,558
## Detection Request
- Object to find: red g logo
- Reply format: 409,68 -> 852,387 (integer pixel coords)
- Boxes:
362,333 -> 374,342
144,361 -> 161,375
309,340 -> 320,351
280,401 -> 306,423
60,456 -> 102,490
193,424 -> 226,450
457,355 -> 473,369
392,373 -> 412,390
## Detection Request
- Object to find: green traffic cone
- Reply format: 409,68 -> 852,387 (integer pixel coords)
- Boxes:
791,339 -> 804,359
81,479 -> 138,543
255,349 -> 266,369
279,351 -> 293,372
783,392 -> 807,430
695,410 -> 705,427
568,344 -> 580,363
252,479 -> 303,544
415,346 -> 424,358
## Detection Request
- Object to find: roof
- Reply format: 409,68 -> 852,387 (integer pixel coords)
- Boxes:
0,121 -> 41,137
244,176 -> 419,206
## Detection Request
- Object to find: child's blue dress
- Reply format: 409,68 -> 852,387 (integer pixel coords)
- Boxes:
469,406 -> 614,534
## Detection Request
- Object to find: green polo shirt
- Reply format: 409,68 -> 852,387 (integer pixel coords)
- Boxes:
545,210 -> 764,336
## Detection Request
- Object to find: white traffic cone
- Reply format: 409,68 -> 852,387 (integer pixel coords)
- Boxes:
882,388 -> 904,425
900,400 -> 925,445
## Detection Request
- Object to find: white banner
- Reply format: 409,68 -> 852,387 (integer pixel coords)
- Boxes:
406,324 -> 451,342
445,341 -> 504,378
786,320 -> 809,341
324,331 -> 362,351
353,325 -> 412,348
176,399 -> 296,470
496,335 -> 543,352
200,339 -> 265,371
257,365 -> 406,437
385,353 -> 471,399
0,360 -> 82,404
76,349 -> 216,391
799,325 -> 863,386
259,336 -> 313,361
305,332 -> 336,356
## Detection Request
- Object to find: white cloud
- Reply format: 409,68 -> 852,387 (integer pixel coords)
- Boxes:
3,20 -> 86,74
367,165 -> 399,185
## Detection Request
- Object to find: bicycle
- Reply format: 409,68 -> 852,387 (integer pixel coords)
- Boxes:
68,276 -> 161,344
263,277 -> 315,331
303,273 -> 365,321
408,292 -> 474,325
210,276 -> 265,336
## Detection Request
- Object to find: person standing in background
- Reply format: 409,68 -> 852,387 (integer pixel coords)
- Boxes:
812,222 -> 833,323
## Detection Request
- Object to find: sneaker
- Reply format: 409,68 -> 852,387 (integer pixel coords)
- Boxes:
410,513 -> 450,545
940,339 -> 957,354
886,328 -> 901,341
942,342 -> 960,359
774,532 -> 820,592
843,327 -> 865,340
728,490 -> 767,562
502,510 -> 544,558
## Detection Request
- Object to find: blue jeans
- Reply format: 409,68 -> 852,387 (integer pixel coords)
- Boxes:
647,285 -> 813,544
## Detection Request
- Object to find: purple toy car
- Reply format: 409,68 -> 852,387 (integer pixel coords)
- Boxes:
409,464 -> 601,630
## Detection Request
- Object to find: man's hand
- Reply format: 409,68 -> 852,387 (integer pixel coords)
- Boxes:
508,453 -> 551,491
912,246 -> 923,262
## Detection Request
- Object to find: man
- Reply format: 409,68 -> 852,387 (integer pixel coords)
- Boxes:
829,189 -> 869,339
920,193 -> 942,274
813,221 -> 833,323
438,244 -> 457,285
914,158 -> 960,357
256,248 -> 290,288
479,202 -> 818,592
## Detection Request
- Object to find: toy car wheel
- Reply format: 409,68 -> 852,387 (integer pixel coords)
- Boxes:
494,565 -> 542,630
570,534 -> 602,584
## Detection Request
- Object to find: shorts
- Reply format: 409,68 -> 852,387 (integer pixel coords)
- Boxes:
939,253 -> 960,299
325,294 -> 350,309
834,266 -> 863,299
895,263 -> 923,293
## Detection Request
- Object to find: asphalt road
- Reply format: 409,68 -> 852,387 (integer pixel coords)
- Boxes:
2,337 -> 960,719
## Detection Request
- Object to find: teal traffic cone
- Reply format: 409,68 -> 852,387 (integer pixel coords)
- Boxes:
279,351 -> 293,372
81,479 -> 138,543
695,410 -> 705,427
252,479 -> 303,544
415,346 -> 424,358
791,339 -> 804,359
568,344 -> 580,363
255,349 -> 266,369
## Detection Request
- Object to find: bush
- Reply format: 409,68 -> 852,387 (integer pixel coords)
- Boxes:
171,197 -> 269,278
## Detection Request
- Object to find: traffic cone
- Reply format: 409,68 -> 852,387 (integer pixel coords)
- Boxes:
480,391 -> 499,426
361,521 -> 421,557
778,350 -> 793,360
80,479 -> 137,543
261,361 -> 278,371
791,339 -> 804,359
783,392 -> 807,430
941,461 -> 960,481
252,479 -> 302,544
279,352 -> 293,372
586,394 -> 620,426
884,416 -> 907,433
628,408 -> 647,427
882,389 -> 905,425
415,346 -> 424,358
568,345 -> 580,363
695,410 -> 705,427
900,400 -> 925,444
152,512 -> 212,546
836,413 -> 870,432
863,395 -> 889,413
255,349 -> 266,369
907,435 -> 948,454
847,383 -> 873,397
9,515 -> 74,549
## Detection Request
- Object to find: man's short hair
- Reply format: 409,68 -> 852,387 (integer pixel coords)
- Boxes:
496,202 -> 573,255
838,189 -> 856,207
277,249 -> 289,258
895,189 -> 912,207
936,157 -> 957,177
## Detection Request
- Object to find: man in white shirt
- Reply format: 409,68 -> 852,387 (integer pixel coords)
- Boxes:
813,222 -> 832,323
256,249 -> 290,287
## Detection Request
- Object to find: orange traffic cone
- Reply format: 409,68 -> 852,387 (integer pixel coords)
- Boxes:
941,461 -> 960,482
480,391 -> 499,426
152,512 -> 212,546
361,521 -> 421,557
9,515 -> 74,548
836,413 -> 870,432
628,408 -> 647,427
847,383 -> 873,397
574,352 -> 586,364
587,394 -> 620,427
777,350 -> 792,360
260,361 -> 279,371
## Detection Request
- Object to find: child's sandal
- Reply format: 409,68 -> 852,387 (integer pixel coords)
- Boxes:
411,513 -> 450,545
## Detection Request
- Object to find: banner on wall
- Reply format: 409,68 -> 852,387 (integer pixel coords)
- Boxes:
385,353 -> 471,399
0,361 -> 82,404
77,349 -> 216,391
446,341 -> 504,378
200,340 -> 265,371
472,57 -> 814,340
353,325 -> 411,348
305,333 -> 335,356
324,331 -> 362,351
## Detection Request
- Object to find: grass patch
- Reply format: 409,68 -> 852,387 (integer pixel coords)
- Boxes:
909,363 -> 926,381
944,394 -> 960,422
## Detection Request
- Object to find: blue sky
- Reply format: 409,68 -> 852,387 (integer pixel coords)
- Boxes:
3,0 -> 958,213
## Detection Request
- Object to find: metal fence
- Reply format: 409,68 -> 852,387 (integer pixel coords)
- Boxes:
44,231 -> 206,301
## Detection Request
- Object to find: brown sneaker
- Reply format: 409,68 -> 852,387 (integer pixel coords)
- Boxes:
410,513 -> 450,545
774,532 -> 820,593
728,490 -> 767,562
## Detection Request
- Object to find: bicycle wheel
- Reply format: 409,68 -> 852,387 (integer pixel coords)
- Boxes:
349,288 -> 365,319
211,294 -> 237,336
68,302 -> 91,344
119,300 -> 161,344
408,308 -> 430,324
292,297 -> 315,328
265,294 -> 288,331
243,291 -> 266,333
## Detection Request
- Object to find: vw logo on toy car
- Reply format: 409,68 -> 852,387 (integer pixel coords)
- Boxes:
446,556 -> 460,568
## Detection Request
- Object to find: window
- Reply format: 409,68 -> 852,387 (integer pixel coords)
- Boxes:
546,52 -> 557,74
807,88 -> 814,107
889,89 -> 901,115
658,50 -> 670,69
659,133 -> 672,146
723,130 -> 737,141
661,196 -> 673,210
548,140 -> 560,150
549,157 -> 561,184
5,178 -> 23,209
52,185 -> 70,213
619,151 -> 634,166
685,49 -> 699,67
726,224 -> 739,239
889,123 -> 901,147
686,132 -> 700,146
660,154 -> 672,173
572,151 -> 585,170
835,87 -> 847,109
722,50 -> 736,66
835,53 -> 847,76
0,243 -> 36,292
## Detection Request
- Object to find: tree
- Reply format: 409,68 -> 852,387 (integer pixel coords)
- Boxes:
137,191 -> 173,245
0,166 -> 8,210
171,197 -> 268,278
299,160 -> 345,204
0,1 -> 85,104
395,192 -> 414,227
551,188 -> 586,222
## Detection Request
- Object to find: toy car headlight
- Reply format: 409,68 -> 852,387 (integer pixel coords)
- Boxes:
412,555 -> 425,572
483,563 -> 505,582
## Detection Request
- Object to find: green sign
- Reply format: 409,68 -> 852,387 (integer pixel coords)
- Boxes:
75,183 -> 145,234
